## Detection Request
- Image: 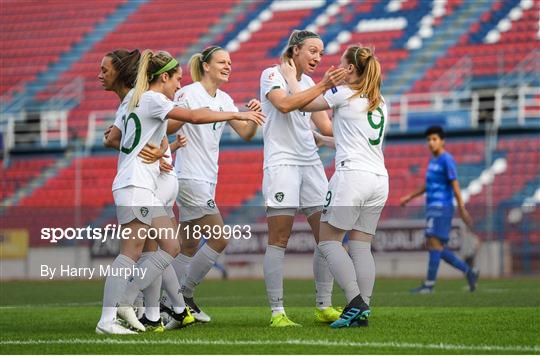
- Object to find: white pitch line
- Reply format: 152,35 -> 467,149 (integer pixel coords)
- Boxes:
1,338 -> 539,353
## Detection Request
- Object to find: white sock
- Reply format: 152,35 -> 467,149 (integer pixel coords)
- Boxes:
172,253 -> 192,287
161,264 -> 186,314
122,250 -> 173,306
271,307 -> 285,317
182,243 -> 220,298
318,241 -> 359,303
263,245 -> 285,311
313,246 -> 333,309
99,254 -> 135,324
140,252 -> 161,322
348,240 -> 375,305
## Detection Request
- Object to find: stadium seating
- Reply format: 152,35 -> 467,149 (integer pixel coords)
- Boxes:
221,6 -> 319,104
34,0 -> 240,137
0,158 -> 55,200
411,0 -> 538,92
1,1 -> 538,261
2,0 -> 536,136
2,134 -> 538,247
0,1 -> 125,97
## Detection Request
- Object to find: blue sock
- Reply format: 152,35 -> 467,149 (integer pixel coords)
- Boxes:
441,248 -> 470,274
426,249 -> 442,284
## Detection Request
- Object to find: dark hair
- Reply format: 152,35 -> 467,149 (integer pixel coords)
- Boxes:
425,125 -> 445,139
281,29 -> 321,62
106,49 -> 141,90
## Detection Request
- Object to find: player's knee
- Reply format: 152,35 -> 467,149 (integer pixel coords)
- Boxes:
207,238 -> 228,253
121,248 -> 142,262
157,239 -> 181,258
163,244 -> 180,258
268,231 -> 290,248
180,236 -> 199,256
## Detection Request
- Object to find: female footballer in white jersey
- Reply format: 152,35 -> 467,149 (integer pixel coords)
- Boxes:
100,49 -> 194,333
287,46 -> 388,329
96,49 -> 264,334
159,46 -> 261,322
259,29 -> 346,326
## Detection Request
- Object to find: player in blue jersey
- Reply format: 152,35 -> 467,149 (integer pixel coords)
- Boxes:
401,126 -> 479,293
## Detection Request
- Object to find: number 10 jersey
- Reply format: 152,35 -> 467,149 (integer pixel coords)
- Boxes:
112,90 -> 174,192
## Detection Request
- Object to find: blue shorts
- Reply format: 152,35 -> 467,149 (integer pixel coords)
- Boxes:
425,207 -> 453,241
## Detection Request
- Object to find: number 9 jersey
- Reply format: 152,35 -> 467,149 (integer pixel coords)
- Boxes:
323,85 -> 388,177
112,90 -> 175,192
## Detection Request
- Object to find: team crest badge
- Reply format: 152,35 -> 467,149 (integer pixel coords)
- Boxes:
275,192 -> 284,202
207,199 -> 216,208
140,207 -> 149,217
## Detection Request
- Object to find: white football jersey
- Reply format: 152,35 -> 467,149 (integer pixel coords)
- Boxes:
112,89 -> 133,130
112,90 -> 174,191
173,82 -> 238,184
260,66 -> 321,169
113,90 -> 175,178
323,85 -> 388,176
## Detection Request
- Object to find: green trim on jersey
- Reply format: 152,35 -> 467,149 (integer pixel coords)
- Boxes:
367,107 -> 385,146
121,113 -> 142,154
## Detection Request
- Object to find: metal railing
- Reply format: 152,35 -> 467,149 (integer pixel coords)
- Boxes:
386,86 -> 540,131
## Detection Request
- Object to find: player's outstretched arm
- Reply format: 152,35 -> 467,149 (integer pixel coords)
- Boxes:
229,98 -> 262,141
167,107 -> 265,126
267,62 -> 345,114
451,180 -> 473,228
400,185 -> 426,206
313,131 -> 335,149
280,61 -> 335,114
311,111 -> 333,136
167,119 -> 185,135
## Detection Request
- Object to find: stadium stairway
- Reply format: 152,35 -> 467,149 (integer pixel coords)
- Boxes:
268,0 -> 334,57
178,0 -> 265,67
318,0 -> 390,46
3,0 -> 148,114
1,153 -> 73,211
505,173 -> 540,206
383,1 -> 493,95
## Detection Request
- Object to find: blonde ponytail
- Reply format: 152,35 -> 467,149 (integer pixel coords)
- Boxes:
189,53 -> 204,82
128,49 -> 152,112
345,46 -> 382,112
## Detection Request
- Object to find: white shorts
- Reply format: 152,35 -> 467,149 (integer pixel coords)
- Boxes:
156,173 -> 178,219
321,170 -> 388,235
176,179 -> 219,222
113,186 -> 168,226
262,164 -> 327,215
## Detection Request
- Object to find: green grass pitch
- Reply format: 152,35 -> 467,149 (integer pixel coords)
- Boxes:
1,278 -> 539,354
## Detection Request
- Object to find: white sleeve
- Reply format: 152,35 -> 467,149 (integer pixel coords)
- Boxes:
174,89 -> 189,109
225,93 -> 239,113
112,113 -> 123,129
260,67 -> 287,98
323,85 -> 347,109
148,92 -> 175,122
